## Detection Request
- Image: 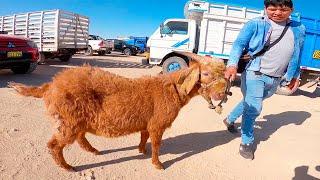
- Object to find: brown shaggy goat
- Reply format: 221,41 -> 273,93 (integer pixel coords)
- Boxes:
9,52 -> 227,171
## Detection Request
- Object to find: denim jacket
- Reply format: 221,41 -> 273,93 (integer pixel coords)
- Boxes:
227,16 -> 306,81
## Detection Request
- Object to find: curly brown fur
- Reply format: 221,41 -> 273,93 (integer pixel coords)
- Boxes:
10,59 -> 227,171
8,82 -> 50,98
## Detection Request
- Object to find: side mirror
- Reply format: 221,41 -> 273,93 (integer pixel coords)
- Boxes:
160,23 -> 164,38
160,24 -> 172,37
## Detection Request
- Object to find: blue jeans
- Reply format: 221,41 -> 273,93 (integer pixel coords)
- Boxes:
227,70 -> 281,144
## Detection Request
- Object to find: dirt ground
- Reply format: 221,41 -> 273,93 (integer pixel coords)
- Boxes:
0,53 -> 319,180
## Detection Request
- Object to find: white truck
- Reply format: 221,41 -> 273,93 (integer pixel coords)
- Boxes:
0,10 -> 89,62
85,34 -> 112,56
147,1 -> 265,73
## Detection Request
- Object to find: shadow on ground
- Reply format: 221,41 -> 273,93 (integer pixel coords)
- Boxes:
292,165 -> 320,180
45,55 -> 154,69
293,88 -> 320,98
75,111 -> 310,171
67,56 -> 154,69
0,64 -> 63,88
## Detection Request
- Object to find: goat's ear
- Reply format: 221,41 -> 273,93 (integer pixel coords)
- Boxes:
189,59 -> 199,67
178,67 -> 200,95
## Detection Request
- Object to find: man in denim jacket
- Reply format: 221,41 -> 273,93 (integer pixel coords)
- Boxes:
224,0 -> 305,160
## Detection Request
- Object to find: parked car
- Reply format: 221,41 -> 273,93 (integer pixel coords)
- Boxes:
112,39 -> 139,56
0,32 -> 39,74
85,35 -> 111,56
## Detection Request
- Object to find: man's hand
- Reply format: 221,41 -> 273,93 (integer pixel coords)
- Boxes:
287,78 -> 298,90
225,66 -> 237,81
280,78 -> 299,90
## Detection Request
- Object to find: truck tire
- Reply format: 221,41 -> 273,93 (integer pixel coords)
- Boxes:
11,62 -> 38,74
141,58 -> 149,65
276,79 -> 300,96
124,48 -> 132,56
162,56 -> 188,74
85,46 -> 93,56
98,51 -> 106,56
38,53 -> 46,64
59,54 -> 72,62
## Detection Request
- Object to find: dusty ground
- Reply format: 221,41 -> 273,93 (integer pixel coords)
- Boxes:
0,53 -> 319,180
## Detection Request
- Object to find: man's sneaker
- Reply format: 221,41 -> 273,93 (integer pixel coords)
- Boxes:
239,143 -> 254,160
223,118 -> 238,133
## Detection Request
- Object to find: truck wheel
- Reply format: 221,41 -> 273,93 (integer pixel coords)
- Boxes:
124,48 -> 132,56
162,56 -> 188,74
85,46 -> 93,56
276,79 -> 300,96
141,59 -> 149,65
98,51 -> 106,56
11,62 -> 38,74
106,50 -> 111,54
59,55 -> 72,62
38,53 -> 46,64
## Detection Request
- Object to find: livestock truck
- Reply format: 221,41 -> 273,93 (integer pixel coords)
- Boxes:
0,9 -> 89,62
146,0 -> 320,95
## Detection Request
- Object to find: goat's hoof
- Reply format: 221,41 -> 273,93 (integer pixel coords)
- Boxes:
62,165 -> 76,172
208,104 -> 215,109
215,106 -> 223,114
153,162 -> 164,170
139,148 -> 147,155
93,150 -> 101,155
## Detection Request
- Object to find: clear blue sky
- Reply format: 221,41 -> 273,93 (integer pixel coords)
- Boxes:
0,0 -> 318,39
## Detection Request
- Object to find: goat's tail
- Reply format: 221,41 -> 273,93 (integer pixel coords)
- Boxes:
8,82 -> 51,98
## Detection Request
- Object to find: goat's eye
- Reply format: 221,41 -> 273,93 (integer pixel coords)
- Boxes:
202,72 -> 209,76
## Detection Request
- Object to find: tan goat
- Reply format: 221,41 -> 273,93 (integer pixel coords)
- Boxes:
9,52 -> 228,171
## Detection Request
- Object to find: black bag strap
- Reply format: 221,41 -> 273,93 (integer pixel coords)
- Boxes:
253,23 -> 290,58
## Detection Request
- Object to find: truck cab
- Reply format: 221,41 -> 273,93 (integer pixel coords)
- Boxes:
146,0 -> 210,73
146,1 -> 209,73
147,18 -> 197,73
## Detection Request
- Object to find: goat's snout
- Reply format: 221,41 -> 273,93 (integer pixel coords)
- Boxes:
211,92 -> 225,101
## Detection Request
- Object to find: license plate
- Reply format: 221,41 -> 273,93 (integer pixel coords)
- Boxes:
312,50 -> 320,59
7,51 -> 23,58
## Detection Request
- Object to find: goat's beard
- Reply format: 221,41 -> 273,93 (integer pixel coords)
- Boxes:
211,93 -> 224,101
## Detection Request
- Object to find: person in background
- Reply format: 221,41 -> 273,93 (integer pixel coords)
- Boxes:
224,0 -> 305,160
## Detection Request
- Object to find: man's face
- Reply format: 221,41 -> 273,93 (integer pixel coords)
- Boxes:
265,5 -> 293,23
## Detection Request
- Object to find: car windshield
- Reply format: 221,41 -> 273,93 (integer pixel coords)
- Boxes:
123,41 -> 129,45
96,36 -> 104,40
89,35 -> 104,40
162,21 -> 188,35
